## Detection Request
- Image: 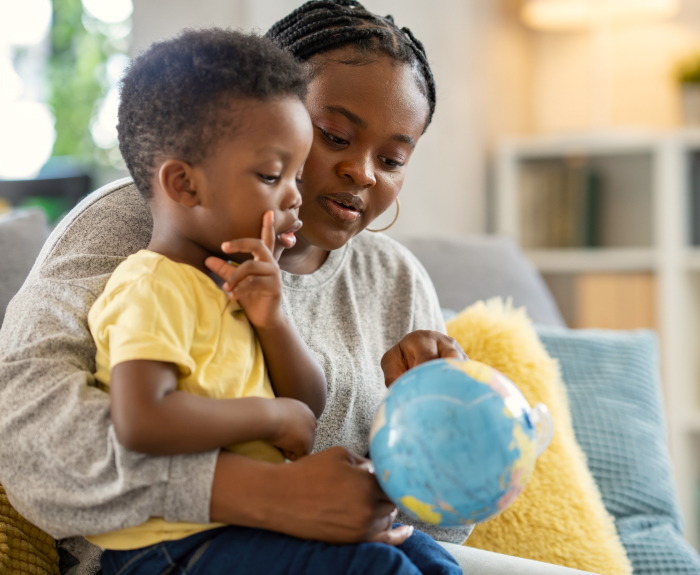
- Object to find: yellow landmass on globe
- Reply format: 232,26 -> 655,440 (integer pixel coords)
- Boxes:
401,496 -> 442,524
447,358 -> 492,384
510,422 -> 536,486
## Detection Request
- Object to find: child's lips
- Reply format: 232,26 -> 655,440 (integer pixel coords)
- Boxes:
277,219 -> 303,249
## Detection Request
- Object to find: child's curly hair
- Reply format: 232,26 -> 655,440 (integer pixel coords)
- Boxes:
118,28 -> 309,199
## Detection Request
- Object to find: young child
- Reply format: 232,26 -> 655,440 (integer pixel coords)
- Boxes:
88,28 -> 461,575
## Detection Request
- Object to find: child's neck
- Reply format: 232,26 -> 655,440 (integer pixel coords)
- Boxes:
147,222 -> 212,276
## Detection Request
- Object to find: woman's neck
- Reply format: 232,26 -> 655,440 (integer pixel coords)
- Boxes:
278,233 -> 330,275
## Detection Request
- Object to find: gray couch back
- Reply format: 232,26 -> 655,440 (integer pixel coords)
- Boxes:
397,236 -> 564,327
0,209 -> 49,326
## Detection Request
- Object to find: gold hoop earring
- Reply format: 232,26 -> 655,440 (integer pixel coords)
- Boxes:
367,198 -> 401,233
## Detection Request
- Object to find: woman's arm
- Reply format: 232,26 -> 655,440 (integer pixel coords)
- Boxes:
381,245 -> 467,386
0,181 -> 221,539
109,359 -> 316,458
211,447 -> 412,545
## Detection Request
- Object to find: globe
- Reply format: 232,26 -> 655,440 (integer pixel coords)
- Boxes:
368,358 -> 553,527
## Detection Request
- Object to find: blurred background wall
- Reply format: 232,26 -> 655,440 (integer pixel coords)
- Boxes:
126,0 -> 700,235
131,0 -> 513,238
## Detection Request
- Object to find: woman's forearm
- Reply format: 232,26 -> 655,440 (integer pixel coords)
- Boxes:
255,315 -> 327,417
211,448 -> 397,543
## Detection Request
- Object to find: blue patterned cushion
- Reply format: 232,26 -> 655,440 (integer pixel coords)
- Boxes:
536,327 -> 700,575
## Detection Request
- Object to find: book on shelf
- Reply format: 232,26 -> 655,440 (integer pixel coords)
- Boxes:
690,151 -> 700,247
544,272 -> 656,330
519,160 -> 601,249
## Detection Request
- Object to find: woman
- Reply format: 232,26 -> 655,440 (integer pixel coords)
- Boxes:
0,1 -> 470,572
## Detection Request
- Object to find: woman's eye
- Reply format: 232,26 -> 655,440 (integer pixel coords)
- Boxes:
379,156 -> 404,169
320,128 -> 348,146
259,174 -> 279,184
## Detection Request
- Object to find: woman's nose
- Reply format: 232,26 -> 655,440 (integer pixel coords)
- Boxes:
337,156 -> 377,187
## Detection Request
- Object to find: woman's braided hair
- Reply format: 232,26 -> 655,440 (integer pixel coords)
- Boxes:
266,0 -> 436,128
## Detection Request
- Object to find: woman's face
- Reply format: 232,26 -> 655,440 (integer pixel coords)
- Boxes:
297,47 -> 430,251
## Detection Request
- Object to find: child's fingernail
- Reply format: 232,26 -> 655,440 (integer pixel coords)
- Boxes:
223,283 -> 230,291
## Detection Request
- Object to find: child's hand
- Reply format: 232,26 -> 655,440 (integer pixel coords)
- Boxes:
268,397 -> 317,460
205,211 -> 283,329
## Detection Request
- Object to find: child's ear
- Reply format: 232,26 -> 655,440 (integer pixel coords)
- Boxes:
158,159 -> 200,208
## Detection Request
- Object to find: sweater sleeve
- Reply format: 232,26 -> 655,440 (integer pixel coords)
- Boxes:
408,251 -> 448,335
0,181 -> 218,540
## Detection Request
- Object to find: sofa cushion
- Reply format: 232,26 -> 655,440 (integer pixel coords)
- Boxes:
446,299 -> 631,574
397,236 -> 565,327
0,483 -> 59,575
0,209 -> 49,326
537,326 -> 700,575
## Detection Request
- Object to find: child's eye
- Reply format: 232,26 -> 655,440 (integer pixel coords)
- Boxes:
319,127 -> 348,146
296,178 -> 303,187
259,174 -> 279,184
379,156 -> 404,169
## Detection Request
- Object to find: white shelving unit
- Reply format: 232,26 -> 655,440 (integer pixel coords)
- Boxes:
495,129 -> 700,549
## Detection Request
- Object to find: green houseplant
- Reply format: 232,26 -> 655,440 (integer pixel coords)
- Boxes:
676,54 -> 700,126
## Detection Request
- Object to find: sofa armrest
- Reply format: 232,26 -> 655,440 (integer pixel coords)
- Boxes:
440,543 -> 600,575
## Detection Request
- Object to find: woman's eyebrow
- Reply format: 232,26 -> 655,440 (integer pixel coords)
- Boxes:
324,105 -> 368,129
323,105 -> 415,149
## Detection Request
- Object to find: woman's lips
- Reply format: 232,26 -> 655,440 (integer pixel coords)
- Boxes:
320,193 -> 364,224
277,219 -> 303,249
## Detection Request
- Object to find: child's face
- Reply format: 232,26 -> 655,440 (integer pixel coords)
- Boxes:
191,97 -> 313,261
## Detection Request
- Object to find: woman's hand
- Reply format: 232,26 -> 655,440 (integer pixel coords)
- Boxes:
205,211 -> 283,329
381,330 -> 467,386
267,397 -> 317,461
211,447 -> 413,546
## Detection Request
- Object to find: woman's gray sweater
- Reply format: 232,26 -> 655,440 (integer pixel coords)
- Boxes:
0,179 -> 471,554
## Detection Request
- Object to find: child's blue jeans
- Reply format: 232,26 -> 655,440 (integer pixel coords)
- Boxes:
99,523 -> 461,575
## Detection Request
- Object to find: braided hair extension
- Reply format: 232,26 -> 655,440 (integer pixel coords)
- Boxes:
266,0 -> 436,128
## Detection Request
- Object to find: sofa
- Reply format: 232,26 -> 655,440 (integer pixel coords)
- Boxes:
0,207 -> 697,575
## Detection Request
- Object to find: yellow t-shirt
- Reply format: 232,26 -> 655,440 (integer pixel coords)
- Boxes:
86,250 -> 283,550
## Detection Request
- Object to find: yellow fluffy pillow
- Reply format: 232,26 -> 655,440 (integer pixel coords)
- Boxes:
0,483 -> 59,575
446,299 -> 631,575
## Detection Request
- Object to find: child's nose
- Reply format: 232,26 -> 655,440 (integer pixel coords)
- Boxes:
284,180 -> 302,210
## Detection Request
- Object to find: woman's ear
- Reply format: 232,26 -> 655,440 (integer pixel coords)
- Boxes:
158,159 -> 200,208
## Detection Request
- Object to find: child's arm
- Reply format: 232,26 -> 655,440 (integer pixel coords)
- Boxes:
110,359 -> 316,457
206,212 -> 327,418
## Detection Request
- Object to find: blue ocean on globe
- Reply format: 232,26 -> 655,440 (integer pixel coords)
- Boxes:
369,358 -> 541,527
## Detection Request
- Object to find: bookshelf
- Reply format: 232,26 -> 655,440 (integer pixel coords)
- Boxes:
495,130 -> 700,549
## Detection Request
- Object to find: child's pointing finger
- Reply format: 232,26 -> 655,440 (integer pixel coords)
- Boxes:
261,210 -> 276,255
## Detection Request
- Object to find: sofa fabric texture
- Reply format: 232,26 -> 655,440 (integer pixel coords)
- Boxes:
537,327 -> 700,575
0,209 -> 49,326
0,483 -> 59,575
446,299 -> 631,574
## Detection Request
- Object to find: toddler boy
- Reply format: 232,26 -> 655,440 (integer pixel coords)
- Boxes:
88,28 -> 460,575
